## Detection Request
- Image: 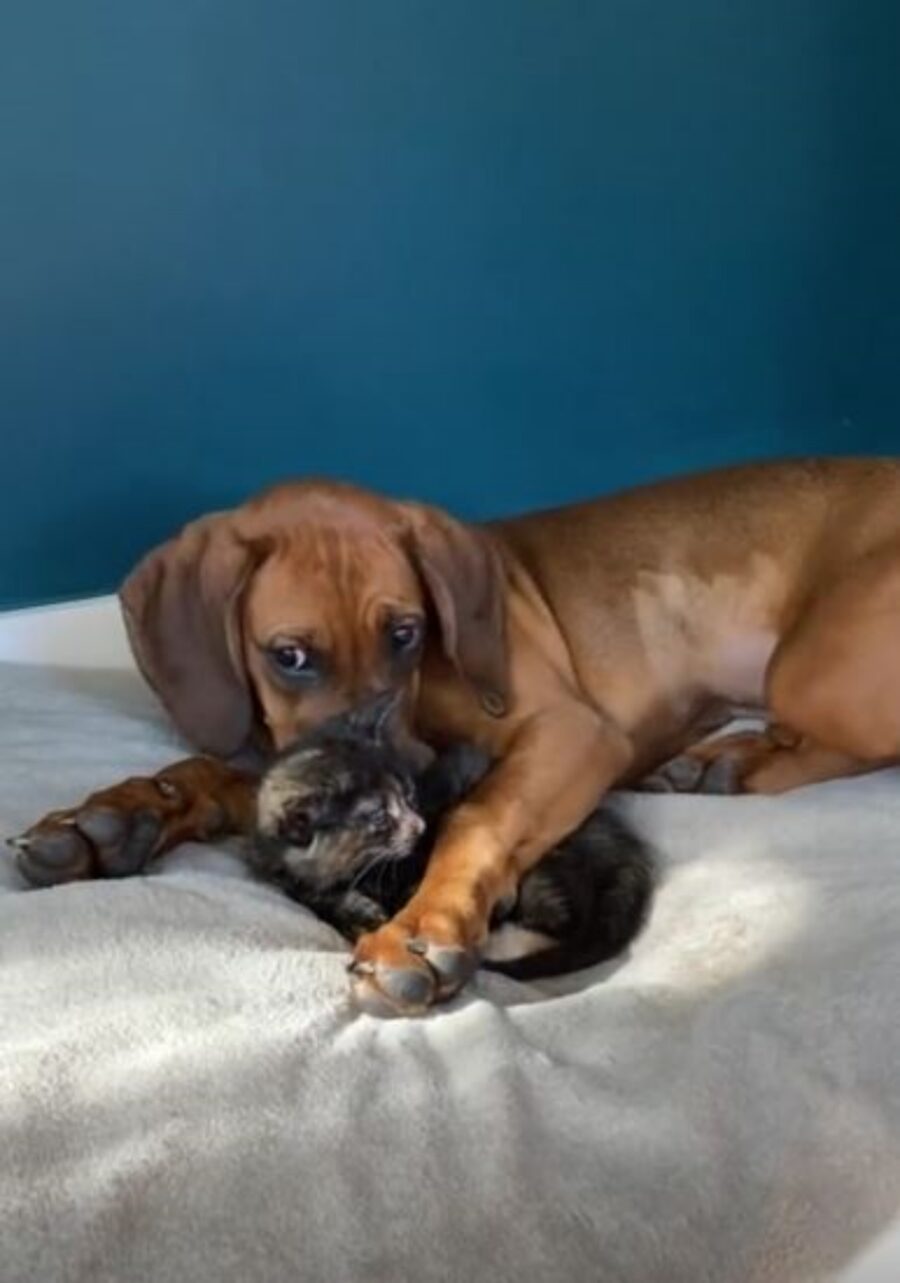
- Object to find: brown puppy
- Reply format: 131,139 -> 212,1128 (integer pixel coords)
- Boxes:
14,458 -> 900,1014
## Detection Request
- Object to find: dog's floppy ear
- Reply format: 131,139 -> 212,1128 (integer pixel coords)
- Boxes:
119,512 -> 258,756
399,502 -> 509,717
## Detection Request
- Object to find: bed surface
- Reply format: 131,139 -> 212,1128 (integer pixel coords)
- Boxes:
1,660 -> 900,1283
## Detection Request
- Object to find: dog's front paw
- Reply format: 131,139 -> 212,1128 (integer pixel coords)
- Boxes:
348,912 -> 479,1017
9,789 -> 170,885
8,759 -> 238,886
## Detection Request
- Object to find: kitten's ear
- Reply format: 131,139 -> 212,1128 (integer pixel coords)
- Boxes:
347,691 -> 403,743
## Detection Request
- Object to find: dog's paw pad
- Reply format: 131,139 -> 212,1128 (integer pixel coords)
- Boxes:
409,939 -> 477,997
350,960 -> 437,1017
67,807 -> 162,876
9,825 -> 94,885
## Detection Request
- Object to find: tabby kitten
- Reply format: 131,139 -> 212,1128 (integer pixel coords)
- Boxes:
251,694 -> 656,980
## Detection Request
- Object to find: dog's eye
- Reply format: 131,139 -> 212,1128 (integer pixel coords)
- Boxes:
268,642 -> 317,679
273,644 -> 308,672
387,618 -> 423,655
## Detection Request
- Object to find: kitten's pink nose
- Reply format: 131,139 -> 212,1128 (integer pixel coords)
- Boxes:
398,812 -> 427,847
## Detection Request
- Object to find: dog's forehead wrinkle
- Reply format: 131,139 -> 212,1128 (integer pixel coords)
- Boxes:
273,520 -> 405,574
249,530 -> 420,644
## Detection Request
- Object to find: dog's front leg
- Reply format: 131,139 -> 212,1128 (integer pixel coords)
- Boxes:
11,757 -> 259,885
349,704 -> 633,1015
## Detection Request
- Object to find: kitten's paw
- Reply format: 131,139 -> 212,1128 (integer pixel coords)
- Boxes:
334,891 -> 390,941
348,915 -> 478,1017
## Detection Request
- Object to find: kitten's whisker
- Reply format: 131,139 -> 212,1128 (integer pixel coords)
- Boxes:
349,852 -> 384,894
373,857 -> 393,902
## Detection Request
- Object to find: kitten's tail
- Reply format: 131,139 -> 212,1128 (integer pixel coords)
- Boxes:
481,818 -> 657,982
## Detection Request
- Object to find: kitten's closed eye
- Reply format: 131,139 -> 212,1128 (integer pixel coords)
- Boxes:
352,790 -> 419,840
349,799 -> 389,838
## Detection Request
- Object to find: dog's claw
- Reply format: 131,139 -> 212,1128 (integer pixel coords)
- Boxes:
6,835 -> 30,851
406,937 -> 428,956
347,959 -> 376,976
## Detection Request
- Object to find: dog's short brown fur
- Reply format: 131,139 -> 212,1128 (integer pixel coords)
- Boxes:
16,458 -> 900,1013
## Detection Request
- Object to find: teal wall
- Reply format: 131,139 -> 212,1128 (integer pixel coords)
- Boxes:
2,2 -> 898,607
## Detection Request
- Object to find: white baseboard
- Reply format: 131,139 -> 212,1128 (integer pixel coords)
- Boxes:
0,596 -> 135,670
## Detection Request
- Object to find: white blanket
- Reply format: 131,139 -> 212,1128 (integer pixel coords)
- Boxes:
1,662 -> 899,1283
